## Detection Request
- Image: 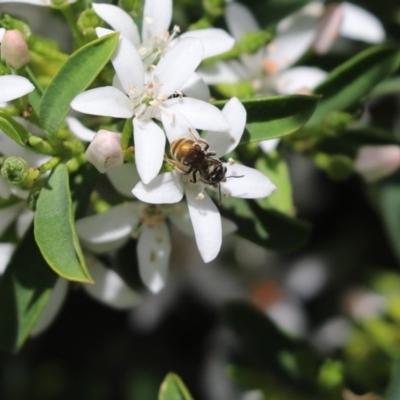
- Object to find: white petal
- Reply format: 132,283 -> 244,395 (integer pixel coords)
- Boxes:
0,28 -> 5,43
0,243 -> 15,275
168,205 -> 194,236
180,72 -> 210,102
71,87 -> 133,118
16,208 -> 34,238
93,3 -> 140,48
165,97 -> 230,132
161,108 -> 196,143
198,60 -> 244,85
66,116 -> 95,142
221,164 -> 276,199
341,2 -> 385,43
0,0 -> 75,5
0,75 -> 34,103
180,28 -> 235,59
83,256 -> 141,309
132,171 -> 184,204
133,119 -> 166,184
76,203 -> 139,254
154,38 -> 204,95
142,0 -> 172,41
0,202 -> 24,236
137,222 -> 171,293
105,31 -> 144,92
259,138 -> 280,154
274,66 -> 327,95
31,278 -> 68,336
268,12 -> 318,71
107,163 -> 140,198
225,2 -> 260,40
204,97 -> 246,157
186,187 -> 221,263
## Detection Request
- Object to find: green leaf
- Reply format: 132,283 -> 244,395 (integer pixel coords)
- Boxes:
379,184 -> 400,263
0,111 -> 32,149
220,198 -> 311,252
309,45 -> 400,125
34,164 -> 93,283
159,373 -> 194,400
39,32 -> 119,137
215,95 -> 319,144
0,226 -> 58,351
255,154 -> 294,214
369,76 -> 400,98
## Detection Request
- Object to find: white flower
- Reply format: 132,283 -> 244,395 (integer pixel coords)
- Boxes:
132,97 -> 276,262
200,2 -> 327,96
71,33 -> 230,185
92,1 -> 234,69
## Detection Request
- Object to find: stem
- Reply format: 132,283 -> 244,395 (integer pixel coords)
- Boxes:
61,6 -> 83,47
38,157 -> 61,175
121,118 -> 134,150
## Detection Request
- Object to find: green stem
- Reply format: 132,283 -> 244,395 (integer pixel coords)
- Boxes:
38,157 -> 61,175
121,117 -> 134,150
61,6 -> 83,47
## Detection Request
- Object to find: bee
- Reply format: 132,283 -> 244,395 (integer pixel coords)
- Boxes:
166,129 -> 242,203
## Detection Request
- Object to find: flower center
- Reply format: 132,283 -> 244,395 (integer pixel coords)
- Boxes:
138,25 -> 181,69
140,205 -> 165,227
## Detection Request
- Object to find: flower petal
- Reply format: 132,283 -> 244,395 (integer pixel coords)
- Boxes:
225,2 -> 260,40
31,278 -> 68,336
154,38 -> 204,95
71,86 -> 133,118
198,60 -> 244,85
76,203 -> 139,254
221,164 -> 276,199
161,108 -> 196,143
107,163 -> 140,198
142,0 -> 172,41
165,97 -> 230,132
0,0 -> 75,5
259,138 -> 280,154
0,176 -> 11,199
137,221 -> 171,293
204,97 -> 246,157
83,256 -> 141,309
341,2 -> 385,43
180,72 -> 210,102
0,202 -> 25,236
0,243 -> 15,275
66,116 -> 95,142
0,75 -> 34,103
96,28 -> 144,92
268,12 -> 317,71
186,187 -> 221,263
180,28 -> 234,59
133,118 -> 166,184
132,171 -> 184,204
274,66 -> 327,95
93,3 -> 140,48
16,208 -> 34,239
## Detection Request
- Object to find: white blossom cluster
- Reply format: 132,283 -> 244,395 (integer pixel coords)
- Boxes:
0,0 -> 394,335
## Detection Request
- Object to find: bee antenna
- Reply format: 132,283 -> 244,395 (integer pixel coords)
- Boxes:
226,175 -> 244,179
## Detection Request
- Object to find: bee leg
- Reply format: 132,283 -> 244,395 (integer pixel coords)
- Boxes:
189,171 -> 197,183
165,156 -> 188,175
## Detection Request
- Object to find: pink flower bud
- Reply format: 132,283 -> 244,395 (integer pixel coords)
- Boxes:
355,145 -> 400,183
1,30 -> 30,69
86,130 -> 123,173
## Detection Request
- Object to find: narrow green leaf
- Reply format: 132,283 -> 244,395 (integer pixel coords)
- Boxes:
0,111 -> 32,149
379,184 -> 400,263
34,164 -> 93,283
309,45 -> 400,125
215,95 -> 319,144
159,373 -> 194,400
220,198 -> 311,252
39,32 -> 119,137
0,226 -> 58,351
370,76 -> 400,98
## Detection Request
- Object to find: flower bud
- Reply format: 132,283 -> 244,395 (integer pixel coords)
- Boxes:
355,145 -> 400,183
1,30 -> 30,69
1,156 -> 28,184
86,130 -> 124,173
